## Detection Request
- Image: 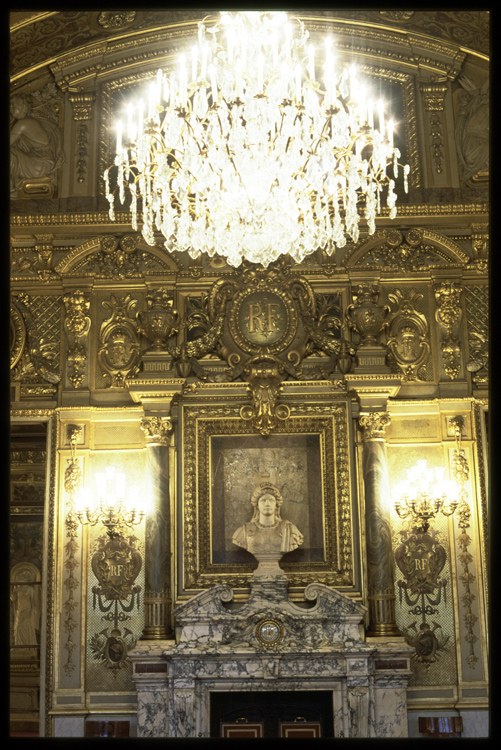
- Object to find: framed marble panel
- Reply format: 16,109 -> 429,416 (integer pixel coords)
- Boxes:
181,400 -> 356,593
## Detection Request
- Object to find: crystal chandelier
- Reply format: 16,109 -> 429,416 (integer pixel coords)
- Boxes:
393,460 -> 459,534
105,11 -> 409,267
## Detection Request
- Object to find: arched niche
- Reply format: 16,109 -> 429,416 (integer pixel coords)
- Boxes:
342,228 -> 471,273
54,235 -> 183,277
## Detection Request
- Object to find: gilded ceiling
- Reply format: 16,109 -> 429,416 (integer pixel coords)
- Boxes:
10,10 -> 489,83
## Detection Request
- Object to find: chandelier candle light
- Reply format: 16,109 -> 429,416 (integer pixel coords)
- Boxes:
393,460 -> 459,534
105,11 -> 409,268
74,466 -> 144,539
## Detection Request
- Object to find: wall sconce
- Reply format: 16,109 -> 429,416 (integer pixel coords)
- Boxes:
393,459 -> 459,533
74,466 -> 144,539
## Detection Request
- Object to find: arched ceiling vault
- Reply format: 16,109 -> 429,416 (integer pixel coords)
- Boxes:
10,10 -> 489,91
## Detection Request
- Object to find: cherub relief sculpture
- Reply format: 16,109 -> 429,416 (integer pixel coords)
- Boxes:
232,482 -> 303,559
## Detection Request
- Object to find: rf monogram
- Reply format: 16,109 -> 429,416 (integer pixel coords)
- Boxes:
248,302 -> 281,333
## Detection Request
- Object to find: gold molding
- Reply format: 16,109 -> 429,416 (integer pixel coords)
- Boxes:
10,203 -> 488,234
181,400 -> 356,595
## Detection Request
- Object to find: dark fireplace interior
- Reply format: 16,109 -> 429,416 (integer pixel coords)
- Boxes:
210,690 -> 334,738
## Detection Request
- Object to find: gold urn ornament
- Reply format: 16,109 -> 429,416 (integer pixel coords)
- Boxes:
346,284 -> 390,347
137,288 -> 179,352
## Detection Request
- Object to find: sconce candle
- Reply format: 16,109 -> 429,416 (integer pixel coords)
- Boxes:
393,459 -> 459,533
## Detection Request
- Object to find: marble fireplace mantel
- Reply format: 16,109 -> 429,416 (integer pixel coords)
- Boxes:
129,576 -> 413,738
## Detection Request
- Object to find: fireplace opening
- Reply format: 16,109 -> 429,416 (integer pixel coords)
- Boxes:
210,690 -> 334,738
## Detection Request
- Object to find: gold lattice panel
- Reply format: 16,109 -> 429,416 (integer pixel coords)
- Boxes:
464,285 -> 488,338
25,295 -> 62,345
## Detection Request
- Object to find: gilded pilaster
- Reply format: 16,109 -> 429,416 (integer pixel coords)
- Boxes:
358,412 -> 400,637
140,416 -> 174,640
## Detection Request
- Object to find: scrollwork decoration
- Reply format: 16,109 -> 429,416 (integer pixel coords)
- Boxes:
98,294 -> 140,388
386,288 -> 431,380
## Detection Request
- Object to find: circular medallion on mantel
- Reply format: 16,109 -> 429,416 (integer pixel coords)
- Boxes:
256,618 -> 283,647
230,286 -> 297,356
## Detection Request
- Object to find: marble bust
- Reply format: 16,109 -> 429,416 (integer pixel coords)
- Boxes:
232,483 -> 303,561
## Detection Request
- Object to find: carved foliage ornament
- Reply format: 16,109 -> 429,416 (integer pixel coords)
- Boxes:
140,416 -> 172,445
63,290 -> 91,388
386,289 -> 431,381
358,412 -> 391,440
434,281 -> 463,379
353,228 -> 463,272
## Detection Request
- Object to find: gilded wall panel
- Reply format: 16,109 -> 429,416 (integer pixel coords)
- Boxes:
387,445 -> 458,688
83,449 -> 146,693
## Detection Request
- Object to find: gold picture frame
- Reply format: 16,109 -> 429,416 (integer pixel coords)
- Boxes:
181,400 -> 356,594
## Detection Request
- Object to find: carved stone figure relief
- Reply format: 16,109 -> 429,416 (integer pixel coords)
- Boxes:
455,75 -> 489,184
232,482 -> 304,575
10,86 -> 65,199
10,562 -> 41,647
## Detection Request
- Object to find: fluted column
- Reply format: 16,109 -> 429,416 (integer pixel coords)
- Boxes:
140,416 -> 173,640
358,412 -> 400,637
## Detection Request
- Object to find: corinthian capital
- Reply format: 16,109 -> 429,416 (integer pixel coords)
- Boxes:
140,416 -> 172,445
358,412 -> 391,440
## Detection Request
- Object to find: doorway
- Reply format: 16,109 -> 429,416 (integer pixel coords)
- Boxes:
210,690 -> 334,738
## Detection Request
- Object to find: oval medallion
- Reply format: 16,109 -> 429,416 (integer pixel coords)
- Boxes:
256,618 -> 283,646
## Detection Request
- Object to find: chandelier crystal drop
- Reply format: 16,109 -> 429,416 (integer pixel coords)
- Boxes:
105,11 -> 410,267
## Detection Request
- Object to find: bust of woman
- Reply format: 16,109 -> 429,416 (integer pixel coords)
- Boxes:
232,483 -> 303,558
